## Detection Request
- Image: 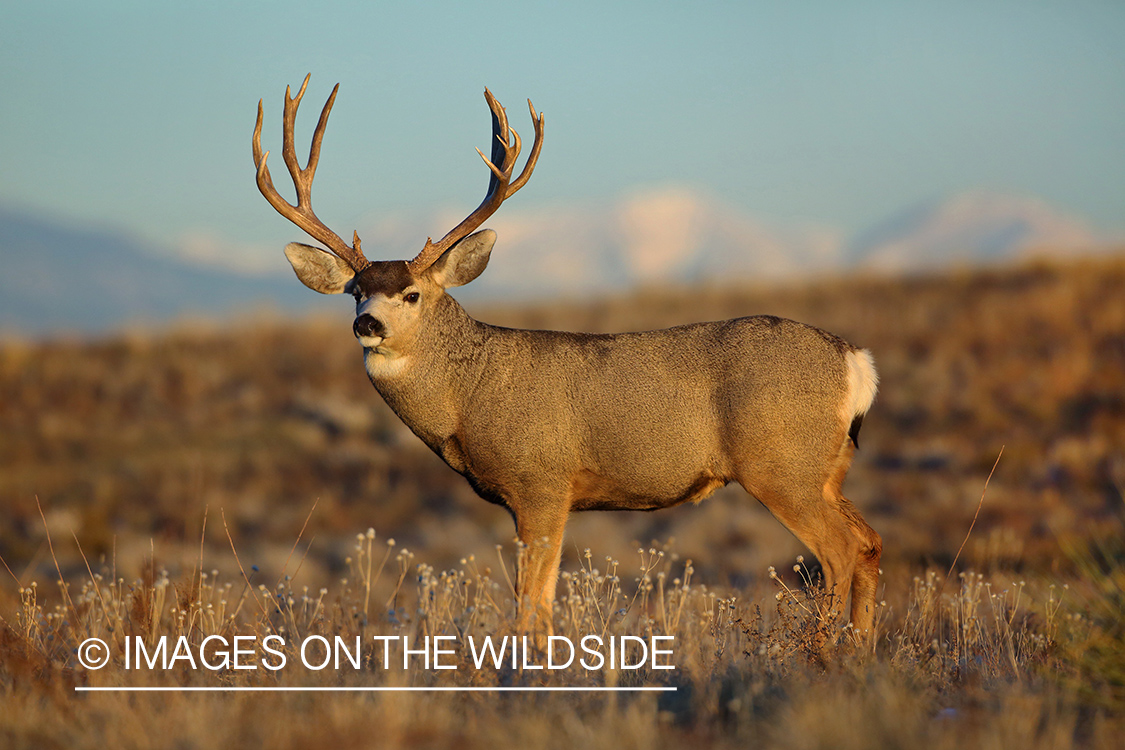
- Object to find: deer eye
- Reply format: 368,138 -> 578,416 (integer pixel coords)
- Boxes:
404,292 -> 420,304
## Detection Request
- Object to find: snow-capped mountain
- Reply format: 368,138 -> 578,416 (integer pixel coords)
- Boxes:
356,186 -> 841,300
846,191 -> 1103,272
1,189 -> 1118,334
357,188 -> 1113,298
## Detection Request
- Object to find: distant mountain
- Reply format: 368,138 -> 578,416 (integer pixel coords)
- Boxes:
2,190 -> 1118,335
361,188 -> 1116,299
846,191 -> 1104,272
357,187 -> 841,300
0,205 -> 335,336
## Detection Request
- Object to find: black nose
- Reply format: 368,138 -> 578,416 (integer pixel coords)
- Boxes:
353,314 -> 385,339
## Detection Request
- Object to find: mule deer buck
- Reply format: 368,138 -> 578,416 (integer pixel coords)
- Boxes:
253,76 -> 882,642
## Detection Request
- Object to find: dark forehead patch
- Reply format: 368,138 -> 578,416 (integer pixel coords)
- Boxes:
352,260 -> 415,298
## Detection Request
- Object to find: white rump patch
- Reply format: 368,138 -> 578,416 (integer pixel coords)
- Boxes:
840,348 -> 879,425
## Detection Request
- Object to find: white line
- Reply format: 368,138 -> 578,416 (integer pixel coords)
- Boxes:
75,686 -> 676,693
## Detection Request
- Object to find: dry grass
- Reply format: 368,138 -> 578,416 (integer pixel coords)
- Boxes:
2,253 -> 1124,747
0,526 -> 1121,749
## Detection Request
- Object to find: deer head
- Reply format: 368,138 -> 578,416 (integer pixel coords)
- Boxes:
253,75 -> 543,351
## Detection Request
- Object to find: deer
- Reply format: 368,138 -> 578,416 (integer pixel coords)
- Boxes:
252,76 -> 883,644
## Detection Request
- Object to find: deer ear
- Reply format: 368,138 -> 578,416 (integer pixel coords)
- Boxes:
428,229 -> 496,288
284,242 -> 356,294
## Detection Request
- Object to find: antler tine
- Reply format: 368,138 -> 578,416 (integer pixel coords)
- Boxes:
252,75 -> 369,272
509,100 -> 544,195
407,89 -> 545,274
482,89 -> 516,183
281,75 -> 310,188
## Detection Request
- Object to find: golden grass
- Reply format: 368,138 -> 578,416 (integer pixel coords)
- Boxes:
0,522 -> 1121,749
2,254 -> 1125,747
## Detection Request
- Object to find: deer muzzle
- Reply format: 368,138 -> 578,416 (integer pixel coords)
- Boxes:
353,314 -> 385,340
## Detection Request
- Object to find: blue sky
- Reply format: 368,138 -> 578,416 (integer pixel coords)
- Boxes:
1,1 -> 1122,265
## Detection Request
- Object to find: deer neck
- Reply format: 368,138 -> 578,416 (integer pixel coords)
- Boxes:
363,295 -> 489,453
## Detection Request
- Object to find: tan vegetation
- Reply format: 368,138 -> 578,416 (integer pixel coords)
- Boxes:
1,254 -> 1124,748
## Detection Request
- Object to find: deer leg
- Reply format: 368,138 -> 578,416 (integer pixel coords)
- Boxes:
739,435 -> 882,649
822,440 -> 883,640
513,511 -> 566,635
833,495 -> 882,637
739,476 -> 863,647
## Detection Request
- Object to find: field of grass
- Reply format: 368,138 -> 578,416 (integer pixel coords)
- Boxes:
1,254 -> 1123,748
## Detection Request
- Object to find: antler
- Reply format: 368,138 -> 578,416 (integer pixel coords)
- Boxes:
253,75 -> 370,272
407,89 -> 544,274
